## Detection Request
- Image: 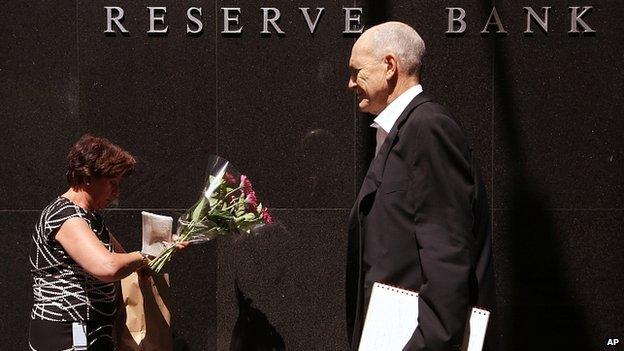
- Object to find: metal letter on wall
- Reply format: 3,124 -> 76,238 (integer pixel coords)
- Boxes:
222,8 -> 243,34
187,7 -> 203,34
481,6 -> 507,34
261,8 -> 285,34
524,7 -> 550,34
104,6 -> 129,34
147,7 -> 168,34
343,8 -> 364,34
299,8 -> 325,34
569,6 -> 596,34
446,7 -> 466,34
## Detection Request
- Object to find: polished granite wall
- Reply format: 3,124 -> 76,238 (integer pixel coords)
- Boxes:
1,1 -> 622,350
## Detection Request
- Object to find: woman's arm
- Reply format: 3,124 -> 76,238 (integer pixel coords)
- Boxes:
56,217 -> 146,283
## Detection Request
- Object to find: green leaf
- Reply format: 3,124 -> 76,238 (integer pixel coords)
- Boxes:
191,196 -> 208,222
239,212 -> 256,221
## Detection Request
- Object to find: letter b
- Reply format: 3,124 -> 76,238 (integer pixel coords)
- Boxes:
446,7 -> 466,34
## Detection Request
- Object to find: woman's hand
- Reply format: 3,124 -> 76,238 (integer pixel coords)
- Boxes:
166,234 -> 190,251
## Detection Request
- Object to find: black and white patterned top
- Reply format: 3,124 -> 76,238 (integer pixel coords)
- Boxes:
29,196 -> 117,322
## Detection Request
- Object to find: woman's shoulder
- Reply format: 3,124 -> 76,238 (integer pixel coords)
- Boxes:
34,197 -> 88,243
42,196 -> 86,222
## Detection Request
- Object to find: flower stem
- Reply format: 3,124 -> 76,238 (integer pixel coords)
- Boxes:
149,222 -> 219,273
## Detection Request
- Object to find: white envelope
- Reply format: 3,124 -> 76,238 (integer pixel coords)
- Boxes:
141,211 -> 173,257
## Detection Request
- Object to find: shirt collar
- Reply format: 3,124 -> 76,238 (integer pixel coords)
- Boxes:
370,84 -> 423,132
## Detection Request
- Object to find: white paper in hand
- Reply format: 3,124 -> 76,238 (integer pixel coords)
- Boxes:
141,211 -> 173,257
359,283 -> 419,351
359,282 -> 491,351
461,308 -> 490,351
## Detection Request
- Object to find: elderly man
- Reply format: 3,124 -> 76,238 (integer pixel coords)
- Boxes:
346,22 -> 496,350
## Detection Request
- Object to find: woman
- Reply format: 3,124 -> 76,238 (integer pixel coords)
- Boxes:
29,134 -> 177,350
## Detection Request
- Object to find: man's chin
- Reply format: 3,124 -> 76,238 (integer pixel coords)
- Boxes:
358,101 -> 372,114
359,106 -> 378,115
358,101 -> 381,115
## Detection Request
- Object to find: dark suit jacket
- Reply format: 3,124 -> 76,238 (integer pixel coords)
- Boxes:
346,93 -> 496,351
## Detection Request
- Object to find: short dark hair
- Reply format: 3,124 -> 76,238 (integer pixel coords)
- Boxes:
66,134 -> 137,187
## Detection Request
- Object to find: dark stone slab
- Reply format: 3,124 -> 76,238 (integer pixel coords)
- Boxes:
216,209 -> 350,350
77,0 -> 218,209
493,2 -> 624,209
216,1 -> 356,208
0,211 -> 39,350
493,209 -> 624,350
0,2 -> 80,210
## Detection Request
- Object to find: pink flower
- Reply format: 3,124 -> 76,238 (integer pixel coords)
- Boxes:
224,172 -> 238,185
245,191 -> 258,211
261,207 -> 273,224
240,174 -> 253,195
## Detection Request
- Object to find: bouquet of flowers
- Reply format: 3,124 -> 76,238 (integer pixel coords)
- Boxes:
150,155 -> 273,273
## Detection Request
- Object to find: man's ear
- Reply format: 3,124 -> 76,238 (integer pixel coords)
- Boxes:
384,54 -> 398,80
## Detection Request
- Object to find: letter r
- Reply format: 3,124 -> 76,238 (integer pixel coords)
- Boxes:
104,7 -> 129,34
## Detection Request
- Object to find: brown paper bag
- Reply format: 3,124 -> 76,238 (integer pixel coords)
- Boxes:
115,272 -> 173,351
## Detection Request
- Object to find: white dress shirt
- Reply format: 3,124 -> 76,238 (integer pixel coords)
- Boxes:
371,84 -> 423,155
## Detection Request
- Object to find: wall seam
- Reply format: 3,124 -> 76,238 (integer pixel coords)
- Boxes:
5,208 -> 624,213
214,1 -> 220,350
215,2 -> 219,156
353,0 -> 358,200
76,0 -> 80,125
490,0 -> 496,244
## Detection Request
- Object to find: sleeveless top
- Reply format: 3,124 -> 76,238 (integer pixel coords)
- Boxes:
29,196 -> 117,322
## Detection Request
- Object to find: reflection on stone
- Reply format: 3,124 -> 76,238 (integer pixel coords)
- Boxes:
291,128 -> 342,204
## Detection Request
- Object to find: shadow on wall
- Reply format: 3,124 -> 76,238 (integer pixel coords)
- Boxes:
173,337 -> 190,351
230,282 -> 285,351
494,41 -> 591,350
291,128 -> 341,204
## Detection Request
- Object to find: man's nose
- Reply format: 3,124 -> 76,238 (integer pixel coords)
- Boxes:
347,76 -> 357,90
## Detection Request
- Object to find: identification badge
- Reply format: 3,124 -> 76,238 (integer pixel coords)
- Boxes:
72,322 -> 87,350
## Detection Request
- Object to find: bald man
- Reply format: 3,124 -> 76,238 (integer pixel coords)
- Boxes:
346,22 -> 496,350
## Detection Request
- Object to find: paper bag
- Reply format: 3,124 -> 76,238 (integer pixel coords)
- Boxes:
115,272 -> 173,351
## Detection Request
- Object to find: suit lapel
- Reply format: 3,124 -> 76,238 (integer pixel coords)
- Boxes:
355,93 -> 433,211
